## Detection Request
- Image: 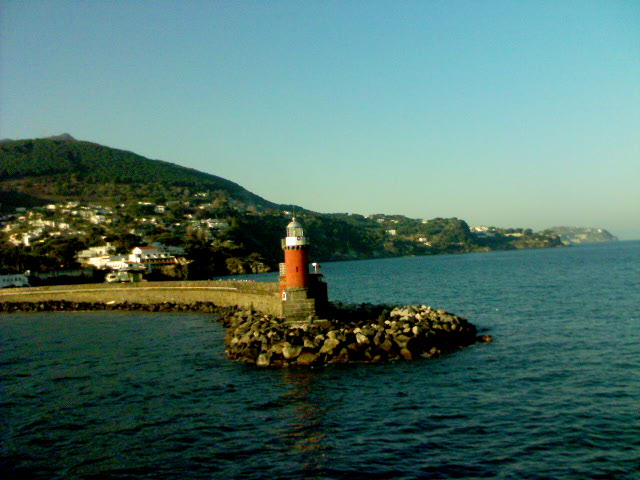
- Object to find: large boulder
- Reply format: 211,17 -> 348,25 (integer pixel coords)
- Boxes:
282,345 -> 303,360
297,352 -> 319,366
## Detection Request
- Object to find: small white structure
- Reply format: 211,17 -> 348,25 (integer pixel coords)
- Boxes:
89,214 -> 107,224
105,256 -> 131,270
77,245 -> 115,261
0,273 -> 30,288
131,246 -> 159,257
471,226 -> 497,237
205,219 -> 230,230
105,271 -> 139,283
86,256 -> 113,269
129,246 -> 176,267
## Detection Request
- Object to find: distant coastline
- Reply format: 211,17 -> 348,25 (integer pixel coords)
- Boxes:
544,226 -> 618,245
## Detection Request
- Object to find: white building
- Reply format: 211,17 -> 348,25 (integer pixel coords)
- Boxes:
0,273 -> 30,288
105,256 -> 133,270
205,219 -> 229,230
89,214 -> 107,224
129,246 -> 177,267
131,246 -> 159,257
471,226 -> 497,237
22,232 -> 41,246
77,245 -> 116,262
86,256 -> 113,269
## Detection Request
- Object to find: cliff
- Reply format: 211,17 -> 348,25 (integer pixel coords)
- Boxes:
545,227 -> 618,245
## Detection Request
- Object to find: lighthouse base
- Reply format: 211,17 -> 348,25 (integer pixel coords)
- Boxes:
279,274 -> 328,322
282,287 -> 317,320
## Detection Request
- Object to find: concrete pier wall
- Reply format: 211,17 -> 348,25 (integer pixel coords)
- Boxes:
0,280 -> 283,316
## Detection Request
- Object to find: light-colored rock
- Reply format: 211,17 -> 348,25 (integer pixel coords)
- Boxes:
270,342 -> 289,355
297,352 -> 319,366
256,353 -> 271,366
282,345 -> 303,359
400,348 -> 413,360
320,337 -> 341,354
356,332 -> 370,344
380,339 -> 394,352
361,326 -> 375,336
394,334 -> 411,348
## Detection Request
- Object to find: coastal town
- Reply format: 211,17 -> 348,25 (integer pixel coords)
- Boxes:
1,191 -> 609,289
0,197 -> 233,285
0,194 -> 577,288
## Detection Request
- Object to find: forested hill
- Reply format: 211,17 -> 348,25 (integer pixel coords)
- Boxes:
0,136 -> 278,210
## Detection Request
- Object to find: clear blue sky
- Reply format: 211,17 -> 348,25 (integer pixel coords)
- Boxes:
2,1 -> 639,238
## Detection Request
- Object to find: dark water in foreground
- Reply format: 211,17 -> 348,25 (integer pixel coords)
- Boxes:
1,241 -> 639,479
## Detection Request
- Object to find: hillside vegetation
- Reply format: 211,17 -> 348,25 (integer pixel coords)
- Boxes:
0,136 -> 277,210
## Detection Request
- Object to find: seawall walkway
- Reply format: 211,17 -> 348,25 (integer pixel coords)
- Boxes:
0,280 -> 283,316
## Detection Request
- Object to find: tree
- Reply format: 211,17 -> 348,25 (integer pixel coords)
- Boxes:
107,233 -> 143,253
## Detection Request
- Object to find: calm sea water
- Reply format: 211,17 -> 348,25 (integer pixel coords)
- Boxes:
1,241 -> 639,479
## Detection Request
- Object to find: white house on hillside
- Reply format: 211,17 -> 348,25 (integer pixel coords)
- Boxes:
86,256 -> 113,269
77,245 -> 116,263
131,246 -> 159,257
129,246 -> 177,267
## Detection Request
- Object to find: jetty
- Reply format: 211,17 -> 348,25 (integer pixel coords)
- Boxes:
1,218 -> 490,365
0,280 -> 282,315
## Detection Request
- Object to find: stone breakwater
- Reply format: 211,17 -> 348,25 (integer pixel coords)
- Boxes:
0,300 -> 221,314
1,300 -> 491,366
224,303 -> 484,366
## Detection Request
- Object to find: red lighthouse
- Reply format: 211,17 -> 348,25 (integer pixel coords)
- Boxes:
279,217 -> 327,321
282,218 -> 309,288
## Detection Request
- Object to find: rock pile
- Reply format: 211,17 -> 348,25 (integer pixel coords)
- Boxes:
0,300 -> 221,313
1,300 -> 490,366
224,303 -> 480,366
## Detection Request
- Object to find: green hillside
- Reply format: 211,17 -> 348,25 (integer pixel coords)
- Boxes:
0,136 -> 278,210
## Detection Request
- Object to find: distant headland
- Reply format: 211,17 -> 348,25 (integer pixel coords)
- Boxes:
543,226 -> 618,245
